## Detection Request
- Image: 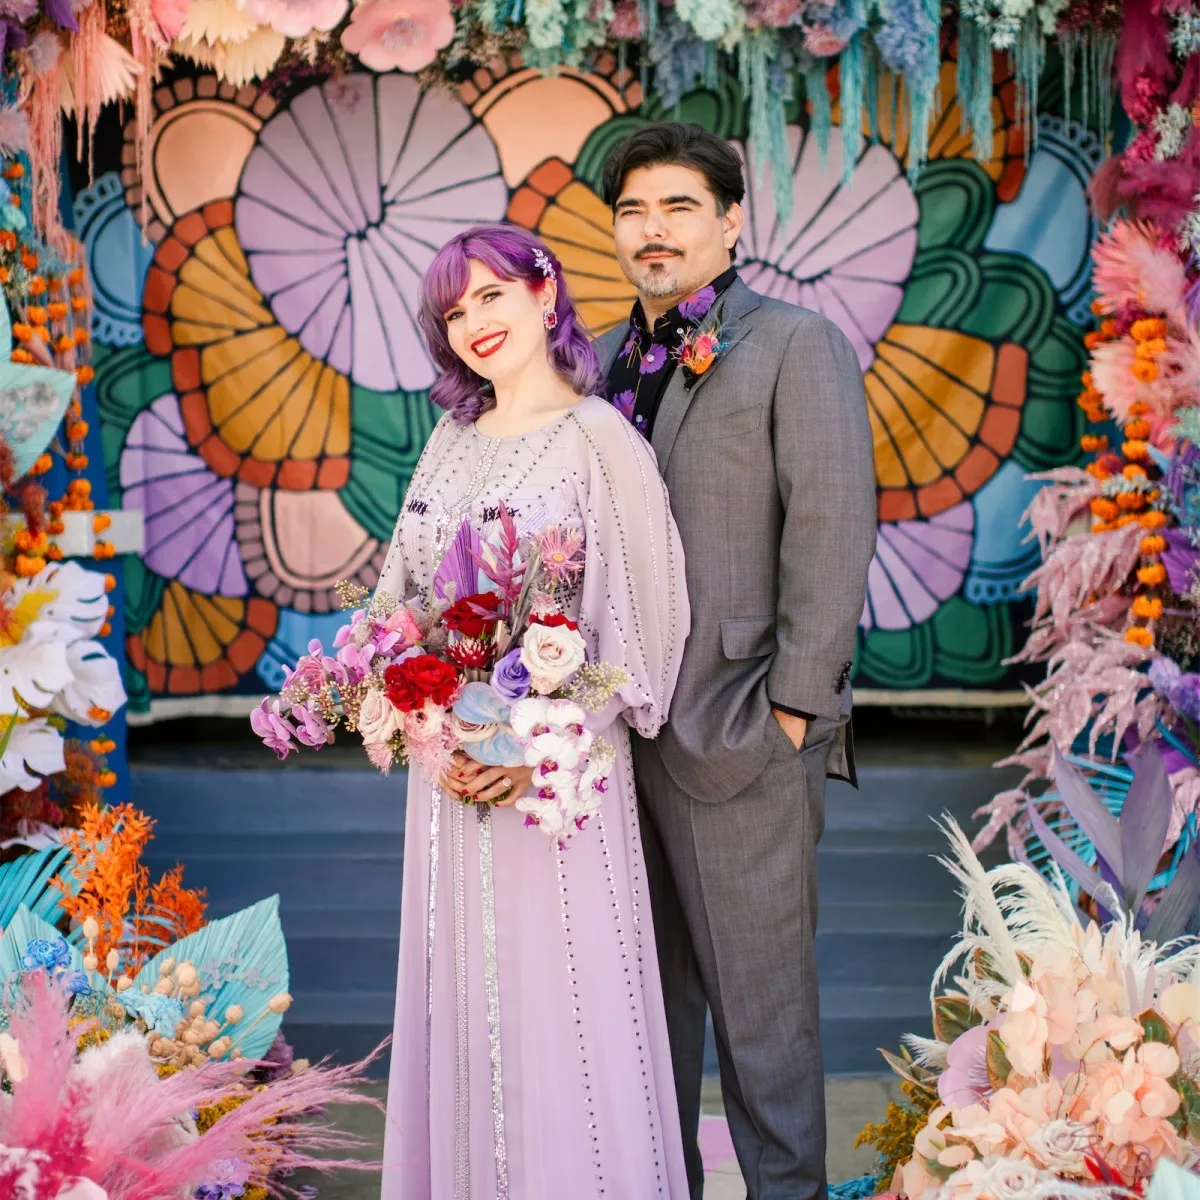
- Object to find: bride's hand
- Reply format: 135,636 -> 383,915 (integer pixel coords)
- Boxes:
440,753 -> 535,806
440,750 -> 483,798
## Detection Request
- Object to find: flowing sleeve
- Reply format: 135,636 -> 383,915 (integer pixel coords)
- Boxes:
572,403 -> 690,737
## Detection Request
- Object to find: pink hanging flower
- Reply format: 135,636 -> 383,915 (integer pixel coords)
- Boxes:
339,0 -> 454,72
241,0 -> 348,36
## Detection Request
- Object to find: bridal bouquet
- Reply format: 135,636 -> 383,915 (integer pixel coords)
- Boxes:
251,505 -> 628,843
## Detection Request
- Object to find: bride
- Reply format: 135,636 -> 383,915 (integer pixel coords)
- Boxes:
377,223 -> 691,1198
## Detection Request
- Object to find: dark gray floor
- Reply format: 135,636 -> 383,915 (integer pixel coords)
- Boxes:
129,708 -> 1019,1075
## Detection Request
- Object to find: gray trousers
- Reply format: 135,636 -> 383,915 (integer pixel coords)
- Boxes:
633,717 -> 834,1200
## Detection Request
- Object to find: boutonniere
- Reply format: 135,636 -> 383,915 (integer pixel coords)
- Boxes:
676,321 -> 725,390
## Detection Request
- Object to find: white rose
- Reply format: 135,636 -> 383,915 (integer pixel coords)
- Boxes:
977,1156 -> 1042,1200
520,622 -> 587,694
358,687 -> 403,745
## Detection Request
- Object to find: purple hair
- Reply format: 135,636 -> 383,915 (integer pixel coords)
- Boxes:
418,224 -> 601,424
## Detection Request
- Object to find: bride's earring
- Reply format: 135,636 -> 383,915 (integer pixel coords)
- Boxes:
543,309 -> 558,330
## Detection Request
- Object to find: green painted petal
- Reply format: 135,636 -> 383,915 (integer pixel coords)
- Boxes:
963,256 -> 1055,346
931,597 -> 1016,685
1015,315 -> 1087,471
123,555 -> 167,638
124,660 -> 151,717
575,114 -> 648,195
858,622 -> 935,690
340,387 -> 439,543
133,894 -> 289,1061
914,161 -> 995,255
896,248 -> 982,328
95,345 -> 174,503
642,77 -> 748,140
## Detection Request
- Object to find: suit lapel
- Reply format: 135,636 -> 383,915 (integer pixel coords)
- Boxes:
651,278 -> 761,471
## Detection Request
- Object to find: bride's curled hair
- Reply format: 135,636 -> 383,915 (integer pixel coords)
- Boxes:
418,224 -> 600,424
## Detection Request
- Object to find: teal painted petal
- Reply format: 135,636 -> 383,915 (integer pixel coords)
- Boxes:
257,609 -> 346,693
134,895 -> 289,1061
984,115 -> 1103,326
0,905 -> 83,989
73,172 -> 156,348
0,845 -> 70,927
965,460 -> 1044,605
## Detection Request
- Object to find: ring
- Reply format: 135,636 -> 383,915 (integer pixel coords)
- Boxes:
501,777 -> 512,789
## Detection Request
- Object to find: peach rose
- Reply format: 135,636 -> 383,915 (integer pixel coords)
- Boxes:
358,686 -> 403,745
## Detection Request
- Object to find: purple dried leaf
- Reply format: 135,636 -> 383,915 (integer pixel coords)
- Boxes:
1117,743 -> 1173,912
1144,842 -> 1200,943
1051,746 -> 1124,879
1027,800 -> 1108,899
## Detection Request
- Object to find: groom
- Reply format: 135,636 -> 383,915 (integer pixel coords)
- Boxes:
596,123 -> 877,1199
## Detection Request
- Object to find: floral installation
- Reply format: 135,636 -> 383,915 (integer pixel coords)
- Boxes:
0,800 -> 383,1199
976,27 -> 1200,867
854,813 -> 1200,1200
0,0 -> 1184,245
253,505 -> 628,844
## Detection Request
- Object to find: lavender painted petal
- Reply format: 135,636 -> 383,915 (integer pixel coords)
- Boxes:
1162,529 -> 1199,594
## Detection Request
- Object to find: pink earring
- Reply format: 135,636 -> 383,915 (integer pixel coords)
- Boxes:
543,309 -> 558,330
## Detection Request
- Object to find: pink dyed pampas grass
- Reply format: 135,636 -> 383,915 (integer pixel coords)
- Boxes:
0,973 -> 384,1199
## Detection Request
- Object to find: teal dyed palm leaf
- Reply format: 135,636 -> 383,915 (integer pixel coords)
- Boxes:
1149,1160 -> 1200,1200
0,845 -> 71,927
0,904 -> 82,988
132,895 -> 289,1060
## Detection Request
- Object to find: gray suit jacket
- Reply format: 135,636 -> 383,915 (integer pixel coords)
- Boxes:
598,278 -> 877,803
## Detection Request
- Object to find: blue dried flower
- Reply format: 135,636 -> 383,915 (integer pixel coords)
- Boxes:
23,937 -> 71,973
118,990 -> 185,1037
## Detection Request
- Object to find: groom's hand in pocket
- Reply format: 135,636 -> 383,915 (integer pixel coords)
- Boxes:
772,708 -> 808,751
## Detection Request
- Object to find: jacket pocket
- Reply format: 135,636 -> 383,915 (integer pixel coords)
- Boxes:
720,616 -> 776,660
682,403 -> 763,443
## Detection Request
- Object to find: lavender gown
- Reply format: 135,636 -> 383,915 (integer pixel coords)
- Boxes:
377,396 -> 691,1199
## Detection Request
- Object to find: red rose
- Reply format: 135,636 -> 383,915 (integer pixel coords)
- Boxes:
529,613 -> 579,631
442,592 -> 503,639
384,654 -> 460,712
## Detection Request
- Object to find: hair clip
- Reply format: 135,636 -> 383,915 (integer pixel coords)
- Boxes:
532,247 -> 556,280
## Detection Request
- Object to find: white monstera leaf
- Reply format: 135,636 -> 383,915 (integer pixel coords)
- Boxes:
52,640 -> 127,723
8,561 -> 107,644
0,717 -> 65,791
0,639 -> 73,714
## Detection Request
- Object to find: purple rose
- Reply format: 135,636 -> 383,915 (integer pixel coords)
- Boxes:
678,285 -> 715,320
491,648 -> 531,702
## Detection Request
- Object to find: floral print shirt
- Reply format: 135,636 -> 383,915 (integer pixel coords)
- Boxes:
603,266 -> 737,438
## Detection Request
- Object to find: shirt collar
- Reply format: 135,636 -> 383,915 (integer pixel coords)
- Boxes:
630,266 -> 739,338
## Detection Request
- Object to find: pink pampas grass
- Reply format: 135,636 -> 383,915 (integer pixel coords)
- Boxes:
0,972 -> 384,1200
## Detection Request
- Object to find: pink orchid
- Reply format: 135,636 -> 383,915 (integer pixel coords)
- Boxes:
241,0 -> 348,36
293,703 -> 334,749
251,697 -> 300,759
339,0 -> 455,72
938,1025 -> 991,1108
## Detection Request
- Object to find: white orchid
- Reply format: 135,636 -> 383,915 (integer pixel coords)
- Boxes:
0,561 -> 124,792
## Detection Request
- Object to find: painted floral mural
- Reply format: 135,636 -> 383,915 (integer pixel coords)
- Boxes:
76,54 -> 1100,717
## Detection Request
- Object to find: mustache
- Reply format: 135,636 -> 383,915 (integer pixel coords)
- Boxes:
634,244 -> 683,260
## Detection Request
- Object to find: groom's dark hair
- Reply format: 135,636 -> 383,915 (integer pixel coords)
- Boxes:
601,123 -> 746,217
